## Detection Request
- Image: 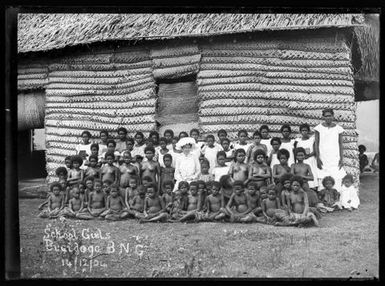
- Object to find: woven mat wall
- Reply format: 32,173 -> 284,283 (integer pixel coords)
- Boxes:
197,34 -> 360,184
18,91 -> 45,130
39,47 -> 157,182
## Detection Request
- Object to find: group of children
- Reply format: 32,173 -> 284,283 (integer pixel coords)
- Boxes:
38,124 -> 360,227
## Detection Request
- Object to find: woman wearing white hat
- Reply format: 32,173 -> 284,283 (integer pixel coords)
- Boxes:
173,137 -> 201,191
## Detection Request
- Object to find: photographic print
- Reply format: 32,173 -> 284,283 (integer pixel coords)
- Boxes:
13,11 -> 379,279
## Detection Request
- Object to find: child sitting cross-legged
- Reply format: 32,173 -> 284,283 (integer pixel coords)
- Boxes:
317,176 -> 341,213
339,174 -> 360,211
279,173 -> 293,211
179,181 -> 203,222
84,179 -> 107,219
161,180 -> 174,214
224,180 -> 250,222
204,181 -> 227,221
159,154 -> 175,194
123,175 -> 139,208
38,182 -> 65,219
126,185 -> 146,220
240,181 -> 262,223
259,185 -> 282,224
219,175 -> 233,207
197,158 -> 214,183
140,183 -> 168,223
61,186 -> 86,219
100,184 -> 130,220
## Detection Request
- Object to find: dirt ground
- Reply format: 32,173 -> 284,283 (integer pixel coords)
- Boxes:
18,174 -> 379,279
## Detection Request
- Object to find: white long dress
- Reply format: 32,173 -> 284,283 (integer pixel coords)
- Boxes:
260,138 -> 272,157
295,136 -> 319,188
314,124 -> 346,192
280,139 -> 295,167
173,152 -> 201,191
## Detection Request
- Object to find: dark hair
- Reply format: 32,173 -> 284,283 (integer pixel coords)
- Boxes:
211,181 -> 221,189
71,155 -> 83,166
106,139 -> 116,147
299,123 -> 310,132
81,130 -> 91,138
164,129 -> 174,137
221,138 -> 230,145
280,124 -> 292,133
342,174 -> 354,183
253,131 -> 262,138
358,144 -> 366,152
78,182 -> 86,189
159,137 -> 167,144
266,184 -> 276,192
117,127 -> 127,134
90,143 -> 99,151
147,182 -> 158,192
196,180 -> 206,188
109,184 -> 119,191
200,158 -> 210,167
178,181 -> 189,189
233,148 -> 246,162
238,129 -> 248,137
50,182 -> 62,192
65,156 -> 72,162
322,176 -> 335,187
55,167 -> 68,176
129,175 -> 139,184
100,179 -> 109,185
233,180 -> 244,188
88,155 -> 98,162
162,180 -> 175,189
149,131 -> 160,139
206,181 -> 213,188
206,134 -> 215,141
246,181 -> 258,189
277,148 -> 290,160
259,125 -> 269,132
142,176 -> 153,182
144,146 -> 155,154
105,151 -> 115,159
84,176 -> 94,183
179,131 -> 188,138
121,150 -> 131,157
270,137 -> 281,145
322,109 -> 334,116
290,175 -> 303,186
135,131 -> 144,139
100,130 -> 109,137
254,149 -> 266,161
189,181 -> 199,189
217,150 -> 226,159
217,129 -> 227,137
280,173 -> 294,184
219,174 -> 232,189
294,147 -> 306,157
190,129 -> 200,136
126,138 -> 134,144
163,153 -> 172,161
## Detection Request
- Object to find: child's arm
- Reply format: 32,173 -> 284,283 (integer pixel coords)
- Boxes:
302,191 -> 309,216
303,164 -> 314,181
114,167 -> 120,186
261,200 -> 269,219
267,151 -> 273,166
157,164 -> 161,191
119,196 -> 127,210
225,194 -> 235,215
290,164 -> 295,175
143,198 -> 148,217
105,196 -> 111,210
272,165 -> 279,180
276,198 -> 281,209
205,196 -> 210,214
197,193 -> 202,211
281,192 -> 287,208
87,193 -> 93,212
47,195 -> 53,212
248,165 -> 254,181
124,188 -> 130,209
227,163 -> 235,181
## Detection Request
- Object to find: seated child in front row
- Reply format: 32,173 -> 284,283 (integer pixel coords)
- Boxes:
205,181 -> 226,221
123,175 -> 139,208
339,174 -> 360,211
317,176 -> 341,213
248,149 -> 271,189
224,181 -> 249,222
179,182 -> 203,222
160,154 -> 175,194
161,180 -> 174,214
86,179 -> 107,219
197,159 -> 214,183
126,185 -> 146,219
38,182 -> 65,219
279,173 -> 293,210
39,167 -> 68,211
61,186 -> 85,219
100,184 -> 129,220
220,175 -> 234,207
260,185 -> 282,224
141,183 -> 168,223
239,181 -> 262,222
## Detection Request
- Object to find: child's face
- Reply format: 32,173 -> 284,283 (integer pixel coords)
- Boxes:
58,172 -> 66,179
256,154 -> 265,164
279,155 -> 288,165
198,184 -> 205,194
358,147 -> 365,154
89,158 -> 97,167
296,152 -> 305,162
236,152 -> 245,163
180,185 -> 188,194
300,128 -> 309,138
281,128 -> 291,139
260,129 -> 269,139
135,135 -> 143,145
102,182 -> 110,192
253,135 -> 261,144
82,133 -> 90,144
110,188 -> 119,197
218,133 -> 227,142
217,155 -> 226,166
106,155 -> 114,165
128,179 -> 137,189
291,181 -> 301,193
238,133 -> 247,144
268,190 -> 276,200
123,154 -> 131,164
172,138 -> 178,147
91,147 -> 98,156
179,133 -> 188,139
234,185 -> 244,195
138,188 -> 146,197
147,187 -> 156,198
146,140 -> 154,148
163,157 -> 172,167
145,150 -> 154,161
221,140 -> 230,151
79,184 -> 85,193
191,131 -> 199,141
118,131 -> 127,141
65,160 -> 72,168
324,180 -> 334,190
52,186 -> 61,196
86,180 -> 94,190
100,132 -> 108,143
151,134 -> 159,145
160,140 -> 167,149
175,192 -> 182,201
201,164 -> 209,174
271,141 -> 281,151
164,185 -> 172,194
107,144 -> 115,152
126,141 -> 134,151
211,185 -> 220,195
73,189 -> 80,198
323,111 -> 334,125
72,161 -> 80,169
94,182 -> 102,192
164,133 -> 172,142
190,185 -> 198,196
260,189 -> 267,199
206,185 -> 213,194
283,180 -> 291,190
247,185 -> 256,195
343,178 -> 353,188
207,137 -> 214,147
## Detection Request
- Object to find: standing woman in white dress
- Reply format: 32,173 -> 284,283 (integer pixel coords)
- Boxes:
173,137 -> 201,191
295,123 -> 319,190
279,124 -> 295,167
314,109 -> 346,193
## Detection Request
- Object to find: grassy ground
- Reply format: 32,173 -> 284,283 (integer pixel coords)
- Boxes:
18,174 -> 379,279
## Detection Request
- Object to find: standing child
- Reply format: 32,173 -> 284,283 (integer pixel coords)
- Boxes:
190,129 -> 205,150
119,151 -> 139,189
64,156 -> 72,174
259,125 -> 272,157
56,166 -> 68,182
267,137 -> 281,168
100,139 -> 120,166
157,137 -> 171,168
163,129 -> 175,150
101,184 -> 129,220
75,130 -> 93,162
141,183 -> 168,223
84,155 -> 101,179
67,156 -> 84,186
339,174 -> 360,211
38,182 -> 65,219
233,130 -> 252,155
246,131 -> 267,164
101,151 -> 120,185
228,149 -> 249,183
212,151 -> 230,182
141,146 -> 161,186
279,173 -> 293,210
221,138 -> 235,165
123,175 -> 139,208
131,132 -> 146,161
159,154 -> 175,194
204,181 -> 226,221
248,150 -> 271,189
202,134 -> 223,174
116,127 -> 128,153
98,130 -> 109,157
198,159 -> 214,183
272,149 -> 291,185
317,176 -> 341,212
358,145 -> 369,173
224,181 -> 250,222
280,124 -> 295,167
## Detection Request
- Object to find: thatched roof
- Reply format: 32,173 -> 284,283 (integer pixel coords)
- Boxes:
18,13 -> 366,53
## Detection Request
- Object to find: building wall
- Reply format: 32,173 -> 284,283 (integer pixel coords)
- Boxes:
18,30 -> 360,184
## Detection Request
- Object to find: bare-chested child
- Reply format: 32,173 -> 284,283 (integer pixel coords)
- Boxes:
224,181 -> 250,222
84,155 -> 101,179
160,154 -> 175,194
83,176 -> 95,207
38,182 -> 65,219
102,179 -> 112,197
39,167 -> 69,210
317,176 -> 341,212
86,179 -> 107,219
67,155 -> 84,186
140,183 -> 168,223
123,175 -> 139,208
101,151 -> 120,185
179,182 -> 203,222
220,175 -> 233,207
119,151 -> 139,189
100,184 -> 129,220
272,149 -> 291,184
161,180 -> 174,214
275,176 -> 319,227
279,173 -> 293,210
78,182 -> 87,206
64,156 -> 72,174
61,186 -> 85,219
248,149 -> 271,189
246,131 -> 268,165
228,149 -> 249,184
240,181 -> 262,222
126,185 -> 146,219
178,181 -> 190,211
141,146 -> 160,186
260,185 -> 282,224
204,181 -> 226,221
197,180 -> 207,212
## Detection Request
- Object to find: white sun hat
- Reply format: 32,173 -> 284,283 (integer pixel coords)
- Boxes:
175,137 -> 196,150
